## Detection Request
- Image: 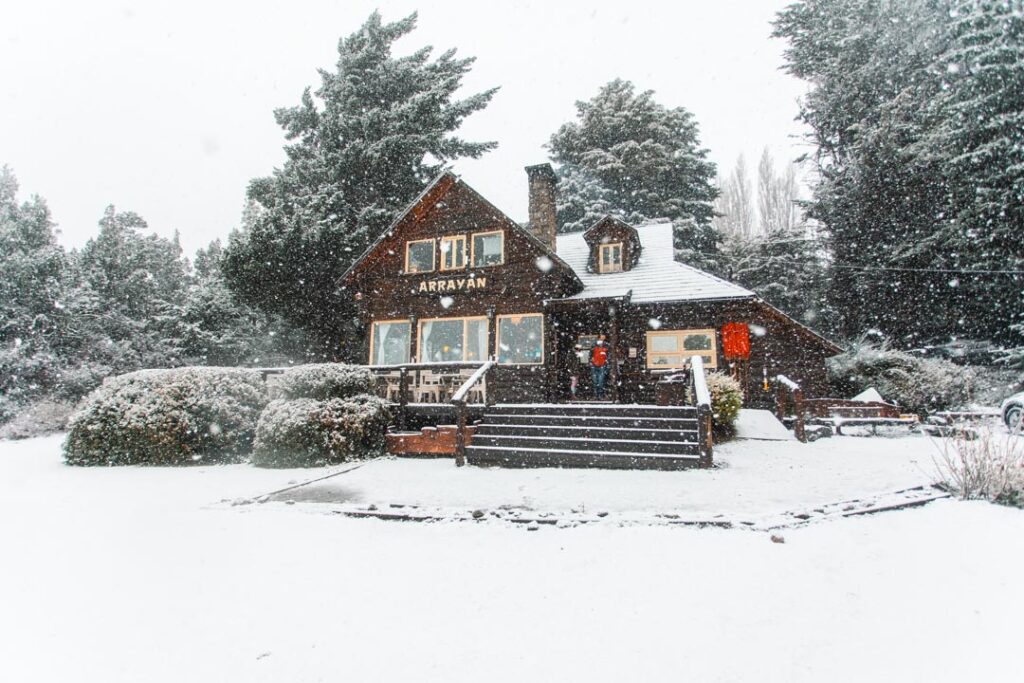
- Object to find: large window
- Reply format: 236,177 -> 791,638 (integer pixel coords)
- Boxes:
370,320 -> 411,366
440,235 -> 466,271
472,231 -> 504,267
646,329 -> 717,369
599,242 -> 623,273
497,313 -> 544,364
418,317 -> 489,363
405,239 -> 435,273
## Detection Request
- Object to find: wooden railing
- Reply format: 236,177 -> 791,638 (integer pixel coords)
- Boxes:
368,361 -> 492,431
774,374 -> 806,442
690,356 -> 714,468
451,360 -> 496,467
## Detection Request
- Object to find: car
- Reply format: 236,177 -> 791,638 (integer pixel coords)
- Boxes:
1002,392 -> 1024,433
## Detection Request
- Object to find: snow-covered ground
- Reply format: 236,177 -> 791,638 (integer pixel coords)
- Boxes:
2,434 -> 1023,682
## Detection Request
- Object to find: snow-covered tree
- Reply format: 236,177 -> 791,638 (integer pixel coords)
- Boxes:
548,79 -> 720,268
222,11 -> 497,358
712,155 -> 755,238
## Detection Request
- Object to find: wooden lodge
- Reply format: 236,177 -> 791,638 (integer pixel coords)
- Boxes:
341,164 -> 842,469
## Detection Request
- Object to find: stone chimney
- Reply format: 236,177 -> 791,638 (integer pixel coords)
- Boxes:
525,163 -> 557,252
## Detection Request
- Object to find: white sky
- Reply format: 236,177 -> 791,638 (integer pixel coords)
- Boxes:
1,0 -> 809,256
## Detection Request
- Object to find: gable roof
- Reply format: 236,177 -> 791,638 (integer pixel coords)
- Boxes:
340,171 -> 580,289
554,221 -> 754,304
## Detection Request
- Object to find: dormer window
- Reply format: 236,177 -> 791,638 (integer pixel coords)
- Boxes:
440,235 -> 466,271
405,239 -> 435,273
599,242 -> 623,273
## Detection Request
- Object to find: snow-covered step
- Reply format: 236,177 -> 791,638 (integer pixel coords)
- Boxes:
466,444 -> 702,470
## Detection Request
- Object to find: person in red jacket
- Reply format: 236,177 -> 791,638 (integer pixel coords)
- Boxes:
589,334 -> 610,399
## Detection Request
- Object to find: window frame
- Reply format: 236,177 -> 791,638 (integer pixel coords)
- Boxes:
645,328 -> 718,369
439,234 -> 467,271
404,238 -> 436,274
470,230 -> 505,268
416,315 -> 490,363
368,318 -> 412,366
496,312 -> 545,365
598,242 -> 624,273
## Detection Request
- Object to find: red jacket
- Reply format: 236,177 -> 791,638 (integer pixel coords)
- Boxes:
590,343 -> 609,367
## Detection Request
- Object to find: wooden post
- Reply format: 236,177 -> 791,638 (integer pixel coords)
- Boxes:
454,399 -> 467,467
775,386 -> 786,421
545,311 -> 558,403
485,363 -> 496,407
793,387 -> 806,443
698,403 -> 713,469
610,303 -> 620,403
398,367 -> 409,431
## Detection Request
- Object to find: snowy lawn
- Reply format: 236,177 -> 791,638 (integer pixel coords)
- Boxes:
264,432 -> 943,522
2,434 -> 1023,682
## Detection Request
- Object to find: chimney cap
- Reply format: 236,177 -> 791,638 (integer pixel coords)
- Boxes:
525,163 -> 556,179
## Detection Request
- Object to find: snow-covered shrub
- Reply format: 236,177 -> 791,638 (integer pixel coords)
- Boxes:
705,371 -> 743,427
828,338 -> 972,416
933,428 -> 1024,508
63,367 -> 267,466
275,363 -> 376,401
0,400 -> 75,440
252,394 -> 391,468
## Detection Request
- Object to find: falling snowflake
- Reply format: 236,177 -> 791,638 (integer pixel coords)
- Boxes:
948,278 -> 960,288
535,256 -> 553,272
749,324 -> 767,337
440,296 -> 454,309
648,318 -> 662,330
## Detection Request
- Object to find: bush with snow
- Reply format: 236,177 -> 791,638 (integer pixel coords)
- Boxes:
63,367 -> 267,466
0,400 -> 76,440
252,395 -> 391,468
828,338 -> 972,416
705,371 -> 743,427
933,428 -> 1024,508
275,363 -> 376,401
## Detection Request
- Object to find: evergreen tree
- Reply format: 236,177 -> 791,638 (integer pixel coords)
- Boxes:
222,12 -> 497,358
548,79 -> 720,268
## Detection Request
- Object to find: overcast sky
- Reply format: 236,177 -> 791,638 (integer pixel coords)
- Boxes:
1,0 -> 809,256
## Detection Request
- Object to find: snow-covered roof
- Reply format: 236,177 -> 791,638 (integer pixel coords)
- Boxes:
554,221 -> 754,303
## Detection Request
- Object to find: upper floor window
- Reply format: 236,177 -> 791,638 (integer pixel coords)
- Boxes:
405,239 -> 435,273
599,242 -> 623,273
440,235 -> 466,271
472,231 -> 504,267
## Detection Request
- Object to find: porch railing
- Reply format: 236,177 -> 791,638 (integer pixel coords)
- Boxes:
368,361 -> 492,431
451,360 -> 497,466
690,356 -> 714,468
774,374 -> 806,442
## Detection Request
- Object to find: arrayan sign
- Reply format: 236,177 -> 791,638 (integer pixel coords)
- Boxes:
416,276 -> 488,294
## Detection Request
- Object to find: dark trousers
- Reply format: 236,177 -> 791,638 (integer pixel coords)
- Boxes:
591,364 -> 608,399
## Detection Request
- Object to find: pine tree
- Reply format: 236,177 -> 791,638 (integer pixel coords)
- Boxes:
548,79 -> 720,268
222,12 -> 497,358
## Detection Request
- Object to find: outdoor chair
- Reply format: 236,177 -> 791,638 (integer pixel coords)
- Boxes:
413,370 -> 442,403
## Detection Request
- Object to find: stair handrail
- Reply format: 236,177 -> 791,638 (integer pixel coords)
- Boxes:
689,356 -> 714,468
451,360 -> 497,466
774,374 -> 806,443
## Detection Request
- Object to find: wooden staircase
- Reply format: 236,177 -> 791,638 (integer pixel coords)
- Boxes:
466,403 -> 707,470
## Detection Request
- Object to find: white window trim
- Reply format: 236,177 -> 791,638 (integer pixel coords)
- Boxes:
470,230 -> 505,268
416,316 -> 490,363
439,234 -> 467,271
645,328 -> 718,369
496,313 -> 545,365
598,242 -> 624,273
369,319 -> 412,366
405,238 -> 436,274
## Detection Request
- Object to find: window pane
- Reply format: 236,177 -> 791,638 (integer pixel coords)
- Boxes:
466,319 -> 488,361
472,232 -> 503,267
650,335 -> 679,353
441,237 -> 464,270
420,319 -> 464,362
649,354 -> 683,367
683,333 -> 713,351
407,241 -> 434,273
498,315 -> 543,364
371,322 -> 410,365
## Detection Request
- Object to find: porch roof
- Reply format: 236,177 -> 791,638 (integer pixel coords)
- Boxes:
554,221 -> 754,304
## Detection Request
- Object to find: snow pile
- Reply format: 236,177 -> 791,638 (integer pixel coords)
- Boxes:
63,367 -> 267,466
851,387 -> 886,403
252,396 -> 391,468
275,363 -> 376,400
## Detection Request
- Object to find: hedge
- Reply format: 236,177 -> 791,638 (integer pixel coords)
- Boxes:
251,394 -> 392,468
63,367 -> 267,465
275,363 -> 376,401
